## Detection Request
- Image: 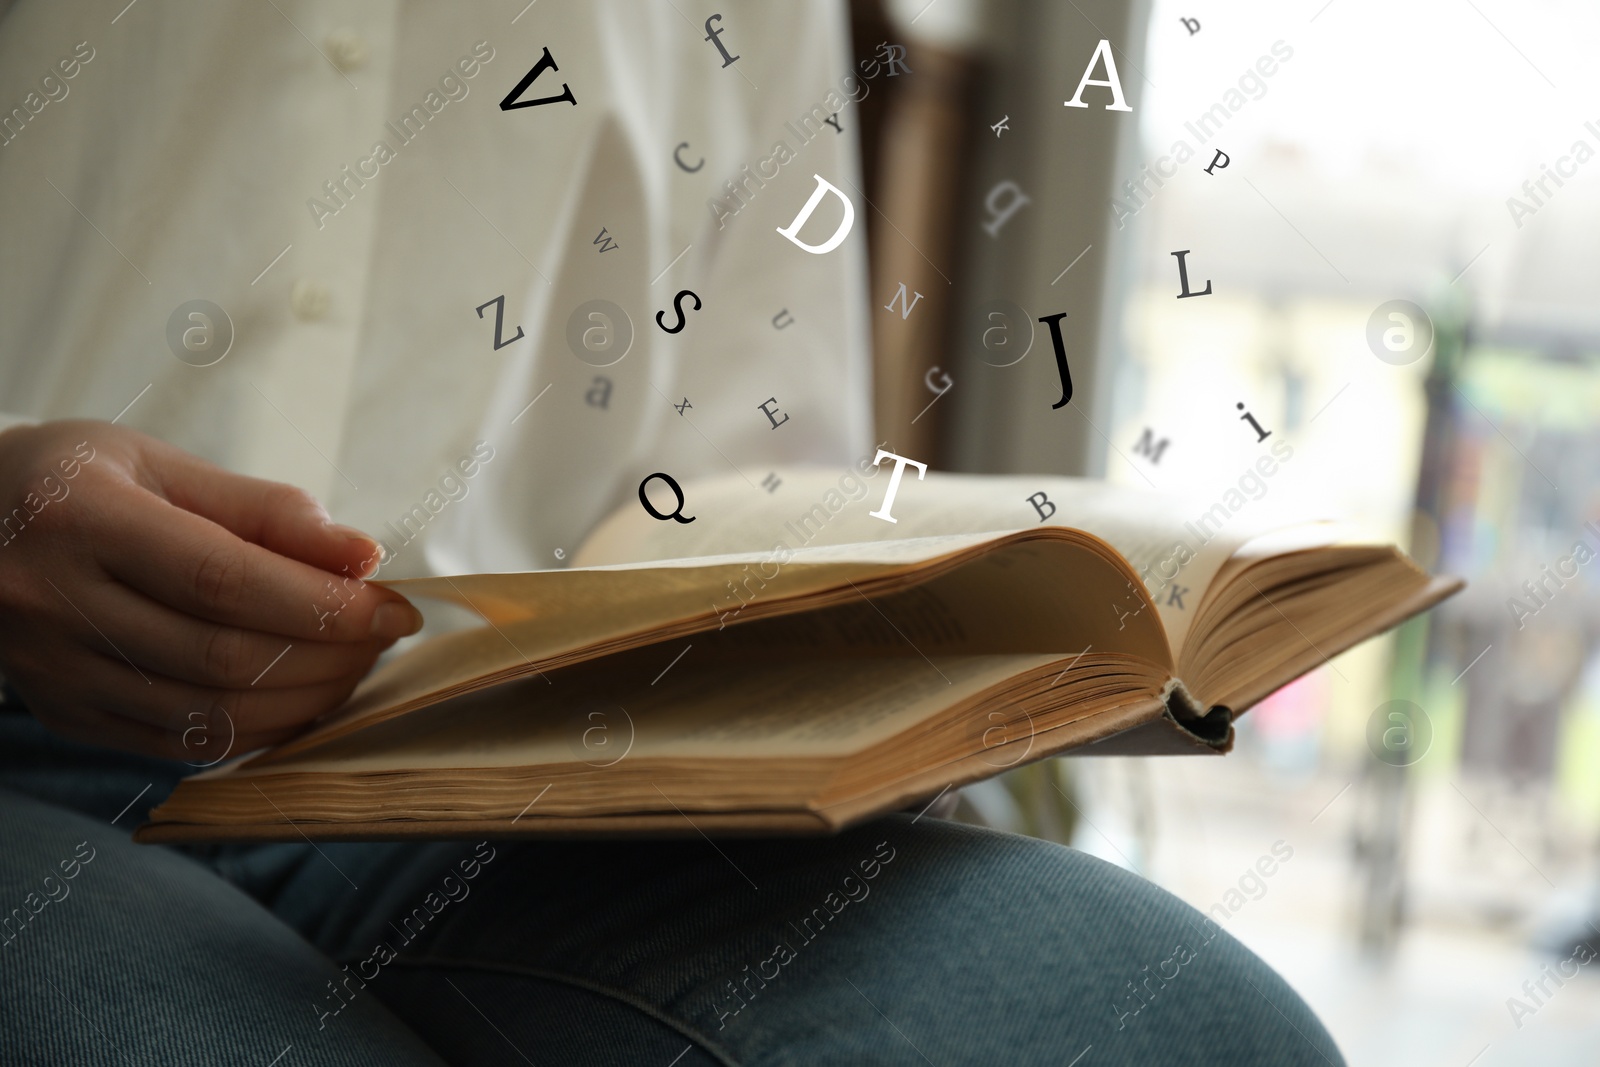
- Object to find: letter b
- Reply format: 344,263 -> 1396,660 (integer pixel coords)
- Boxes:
776,174 -> 856,255
1027,491 -> 1056,522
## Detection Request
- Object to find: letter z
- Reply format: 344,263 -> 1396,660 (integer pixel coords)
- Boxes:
475,294 -> 525,350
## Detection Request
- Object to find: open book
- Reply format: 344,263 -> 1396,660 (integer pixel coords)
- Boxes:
137,462 -> 1461,843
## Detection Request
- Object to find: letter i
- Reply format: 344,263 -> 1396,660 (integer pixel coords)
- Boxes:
1237,403 -> 1271,442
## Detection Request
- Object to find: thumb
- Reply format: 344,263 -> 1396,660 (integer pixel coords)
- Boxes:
148,448 -> 384,579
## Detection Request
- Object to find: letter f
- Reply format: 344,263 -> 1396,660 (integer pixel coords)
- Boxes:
703,14 -> 740,67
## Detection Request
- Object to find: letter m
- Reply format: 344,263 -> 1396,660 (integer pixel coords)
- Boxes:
882,283 -> 924,321
1132,428 -> 1169,464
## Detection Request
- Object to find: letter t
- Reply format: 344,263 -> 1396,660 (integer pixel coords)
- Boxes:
868,449 -> 927,524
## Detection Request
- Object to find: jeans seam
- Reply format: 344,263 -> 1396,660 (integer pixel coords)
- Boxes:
381,953 -> 744,1067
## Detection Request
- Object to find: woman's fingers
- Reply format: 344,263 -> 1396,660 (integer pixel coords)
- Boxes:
66,575 -> 390,690
99,483 -> 421,643
63,649 -> 364,741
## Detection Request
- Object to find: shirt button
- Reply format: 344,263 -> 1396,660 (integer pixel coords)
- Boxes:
324,30 -> 368,73
291,280 -> 332,322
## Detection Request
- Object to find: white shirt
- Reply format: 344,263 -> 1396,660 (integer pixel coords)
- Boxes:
0,0 -> 873,577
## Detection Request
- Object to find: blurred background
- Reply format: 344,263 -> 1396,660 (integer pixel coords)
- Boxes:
845,0 -> 1600,1062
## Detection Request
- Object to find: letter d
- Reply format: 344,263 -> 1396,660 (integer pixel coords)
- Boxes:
776,174 -> 856,255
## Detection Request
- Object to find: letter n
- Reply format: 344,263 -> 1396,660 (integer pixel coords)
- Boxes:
882,283 -> 925,320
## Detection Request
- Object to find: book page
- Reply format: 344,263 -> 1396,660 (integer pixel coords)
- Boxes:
238,648 -> 1060,772
576,467 -> 1289,651
287,528 -> 1168,760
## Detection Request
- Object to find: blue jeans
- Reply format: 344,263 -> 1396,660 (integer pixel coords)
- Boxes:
0,708 -> 1344,1065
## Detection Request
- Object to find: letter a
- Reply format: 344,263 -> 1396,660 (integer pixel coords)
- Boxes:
1064,39 -> 1132,112
776,174 -> 856,255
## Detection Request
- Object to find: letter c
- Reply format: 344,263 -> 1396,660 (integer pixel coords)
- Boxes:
674,141 -> 704,173
1154,155 -> 1177,178
1556,154 -> 1578,178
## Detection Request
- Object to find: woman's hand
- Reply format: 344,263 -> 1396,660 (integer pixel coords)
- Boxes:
0,419 -> 421,760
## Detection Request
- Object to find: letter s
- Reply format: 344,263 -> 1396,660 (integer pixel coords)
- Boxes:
74,41 -> 95,62
655,289 -> 703,335
74,440 -> 96,463
472,440 -> 495,463
74,840 -> 96,863
1270,438 -> 1293,462
473,840 -> 497,863
472,40 -> 494,62
874,840 -> 896,863
1270,39 -> 1293,61
1270,839 -> 1293,862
